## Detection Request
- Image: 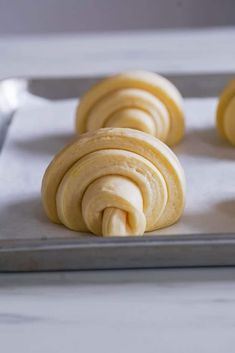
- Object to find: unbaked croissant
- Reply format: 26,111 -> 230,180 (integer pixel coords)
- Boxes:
216,78 -> 235,146
42,128 -> 185,236
75,71 -> 185,146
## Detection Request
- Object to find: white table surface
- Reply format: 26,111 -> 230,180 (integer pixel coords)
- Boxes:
1,27 -> 235,353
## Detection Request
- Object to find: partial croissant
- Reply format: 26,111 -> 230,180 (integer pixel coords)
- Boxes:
42,128 -> 185,236
216,78 -> 235,146
75,71 -> 185,146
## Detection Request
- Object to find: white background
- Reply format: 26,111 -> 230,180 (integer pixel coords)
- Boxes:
0,0 -> 234,34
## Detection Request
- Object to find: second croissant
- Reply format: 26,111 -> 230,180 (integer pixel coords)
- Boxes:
75,71 -> 185,145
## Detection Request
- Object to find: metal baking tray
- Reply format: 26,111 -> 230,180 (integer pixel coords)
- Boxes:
0,71 -> 235,272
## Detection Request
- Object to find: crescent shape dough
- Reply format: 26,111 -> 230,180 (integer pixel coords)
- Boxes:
75,71 -> 185,146
42,128 -> 185,236
216,78 -> 235,146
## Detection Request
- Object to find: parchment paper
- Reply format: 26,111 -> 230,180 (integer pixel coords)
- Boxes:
1,97 -> 235,240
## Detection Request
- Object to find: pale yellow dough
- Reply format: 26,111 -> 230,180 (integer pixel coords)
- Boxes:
42,128 -> 185,236
75,71 -> 185,146
216,79 -> 235,146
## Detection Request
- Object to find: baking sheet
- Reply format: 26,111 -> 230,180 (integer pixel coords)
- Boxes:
1,95 -> 235,241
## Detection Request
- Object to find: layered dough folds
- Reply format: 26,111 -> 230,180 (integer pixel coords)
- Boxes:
42,128 -> 185,236
217,79 -> 235,146
76,71 -> 185,145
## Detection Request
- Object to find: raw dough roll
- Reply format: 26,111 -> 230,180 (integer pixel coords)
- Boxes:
75,71 -> 185,146
216,78 -> 235,146
42,128 -> 185,236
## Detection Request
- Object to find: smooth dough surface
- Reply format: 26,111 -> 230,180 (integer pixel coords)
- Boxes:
75,71 -> 185,146
216,78 -> 235,146
42,128 -> 185,236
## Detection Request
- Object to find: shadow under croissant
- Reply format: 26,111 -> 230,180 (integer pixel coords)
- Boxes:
173,127 -> 235,161
2,195 -> 235,240
181,198 -> 235,233
0,196 -> 77,240
13,132 -> 74,156
214,198 -> 235,218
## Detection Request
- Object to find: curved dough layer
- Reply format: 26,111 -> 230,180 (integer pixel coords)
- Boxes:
75,71 -> 185,146
216,79 -> 235,146
42,128 -> 185,236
